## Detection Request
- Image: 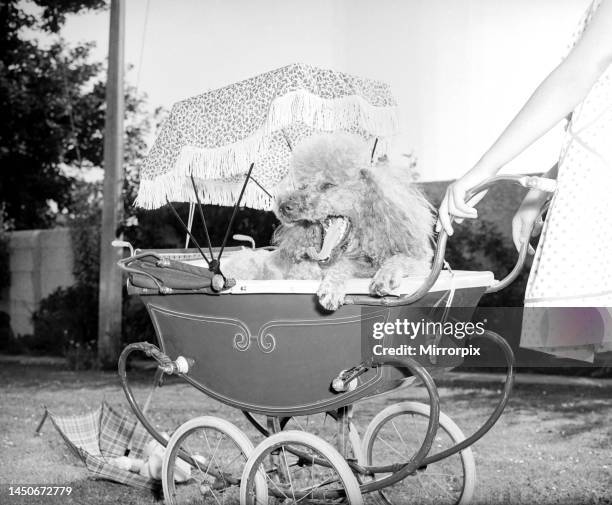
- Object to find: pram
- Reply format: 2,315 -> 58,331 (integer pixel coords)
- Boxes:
116,65 -> 556,504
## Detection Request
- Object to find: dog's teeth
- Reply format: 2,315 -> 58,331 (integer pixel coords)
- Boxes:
310,216 -> 351,263
307,246 -> 325,261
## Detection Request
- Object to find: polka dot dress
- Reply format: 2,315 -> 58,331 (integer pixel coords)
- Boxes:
520,0 -> 612,361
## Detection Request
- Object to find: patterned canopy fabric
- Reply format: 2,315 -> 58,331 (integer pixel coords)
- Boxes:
136,63 -> 399,210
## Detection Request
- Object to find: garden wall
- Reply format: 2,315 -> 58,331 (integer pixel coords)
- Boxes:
0,229 -> 74,336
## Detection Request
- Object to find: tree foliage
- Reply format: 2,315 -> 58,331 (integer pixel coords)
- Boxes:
28,0 -> 107,33
0,1 -> 157,365
0,0 -> 108,229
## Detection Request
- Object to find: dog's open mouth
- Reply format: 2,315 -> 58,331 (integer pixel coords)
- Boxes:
307,216 -> 351,264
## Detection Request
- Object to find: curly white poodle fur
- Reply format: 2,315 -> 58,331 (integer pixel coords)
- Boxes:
222,132 -> 434,311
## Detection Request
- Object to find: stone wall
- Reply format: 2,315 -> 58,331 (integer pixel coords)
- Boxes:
0,229 -> 74,336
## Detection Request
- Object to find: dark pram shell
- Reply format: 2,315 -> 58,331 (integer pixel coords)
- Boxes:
129,258 -> 491,417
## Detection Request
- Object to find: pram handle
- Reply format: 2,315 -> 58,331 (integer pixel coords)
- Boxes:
345,174 -> 556,306
467,174 -> 555,294
118,342 -> 201,469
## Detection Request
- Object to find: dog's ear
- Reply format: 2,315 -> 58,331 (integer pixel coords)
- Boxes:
357,167 -> 434,266
272,222 -> 322,261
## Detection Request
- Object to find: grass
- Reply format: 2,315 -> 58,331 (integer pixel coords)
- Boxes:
0,362 -> 611,504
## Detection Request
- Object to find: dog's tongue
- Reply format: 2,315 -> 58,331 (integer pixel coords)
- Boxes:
307,217 -> 349,262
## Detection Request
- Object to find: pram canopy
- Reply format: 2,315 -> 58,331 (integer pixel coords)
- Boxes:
135,63 -> 399,210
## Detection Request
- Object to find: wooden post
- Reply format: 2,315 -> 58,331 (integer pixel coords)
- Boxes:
98,0 -> 125,368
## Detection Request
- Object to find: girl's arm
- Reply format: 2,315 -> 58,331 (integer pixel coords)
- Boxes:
439,0 -> 612,234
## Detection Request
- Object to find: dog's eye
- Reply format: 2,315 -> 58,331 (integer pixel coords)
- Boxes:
320,182 -> 336,191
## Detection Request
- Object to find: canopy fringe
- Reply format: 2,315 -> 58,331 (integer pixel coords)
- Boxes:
136,176 -> 275,210
134,136 -> 393,210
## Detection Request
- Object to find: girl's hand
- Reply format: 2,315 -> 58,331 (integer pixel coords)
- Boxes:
511,191 -> 548,254
436,171 -> 490,236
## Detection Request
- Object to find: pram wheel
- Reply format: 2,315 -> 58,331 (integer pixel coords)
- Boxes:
241,430 -> 363,504
362,401 -> 475,505
161,416 -> 266,505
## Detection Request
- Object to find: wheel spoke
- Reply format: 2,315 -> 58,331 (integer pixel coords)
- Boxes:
264,469 -> 291,502
420,473 -> 456,499
210,434 -> 225,472
223,450 -> 245,473
204,434 -> 228,505
374,434 -> 409,460
282,445 -> 297,502
204,433 -> 223,479
292,417 -> 306,431
390,419 -> 408,449
208,485 -> 223,505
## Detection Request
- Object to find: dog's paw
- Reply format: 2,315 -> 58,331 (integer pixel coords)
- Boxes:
370,268 -> 403,297
317,283 -> 346,311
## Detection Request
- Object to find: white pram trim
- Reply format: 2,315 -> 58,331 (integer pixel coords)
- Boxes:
223,271 -> 494,295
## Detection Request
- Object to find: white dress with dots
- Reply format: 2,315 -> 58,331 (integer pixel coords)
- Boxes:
520,0 -> 612,361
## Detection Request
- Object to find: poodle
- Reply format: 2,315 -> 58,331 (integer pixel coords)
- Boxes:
221,132 -> 434,311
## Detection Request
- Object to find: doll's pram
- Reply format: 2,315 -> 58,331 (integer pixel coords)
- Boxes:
116,65 -> 555,504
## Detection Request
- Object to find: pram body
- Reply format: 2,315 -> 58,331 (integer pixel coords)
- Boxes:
128,258 -> 492,416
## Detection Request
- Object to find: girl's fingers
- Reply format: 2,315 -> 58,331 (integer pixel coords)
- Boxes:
512,217 -> 524,252
438,182 -> 483,237
447,207 -> 478,219
513,217 -> 538,255
532,216 -> 544,236
438,193 -> 454,236
448,190 -> 478,219
512,234 -> 521,253
451,186 -> 478,217
466,189 -> 488,207
437,214 -> 464,232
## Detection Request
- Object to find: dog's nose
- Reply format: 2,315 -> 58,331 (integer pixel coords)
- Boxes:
280,201 -> 294,215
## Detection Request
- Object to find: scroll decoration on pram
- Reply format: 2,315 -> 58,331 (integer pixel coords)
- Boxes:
135,63 -> 399,210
